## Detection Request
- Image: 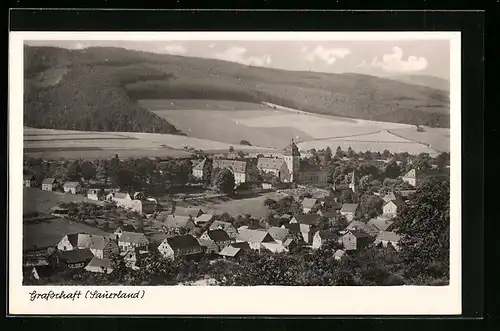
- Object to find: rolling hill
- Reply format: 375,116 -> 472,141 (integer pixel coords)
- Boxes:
388,74 -> 450,92
24,45 -> 451,134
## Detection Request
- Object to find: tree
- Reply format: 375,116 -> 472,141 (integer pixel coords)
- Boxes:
229,146 -> 235,153
324,147 -> 333,163
237,151 -> 246,158
385,160 -> 401,179
382,149 -> 391,159
212,168 -> 235,196
66,160 -> 82,181
347,147 -> 356,158
240,140 -> 252,146
202,158 -> 213,187
335,146 -> 344,158
81,161 -> 97,183
435,152 -> 450,171
393,179 -> 450,283
360,194 -> 383,218
247,167 -> 262,183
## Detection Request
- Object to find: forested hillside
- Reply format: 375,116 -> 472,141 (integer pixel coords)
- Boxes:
24,45 -> 450,131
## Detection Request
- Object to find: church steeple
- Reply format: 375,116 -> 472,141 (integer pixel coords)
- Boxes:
348,170 -> 356,193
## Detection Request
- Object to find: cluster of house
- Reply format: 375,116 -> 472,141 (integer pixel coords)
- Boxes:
192,140 -> 329,186
24,185 -> 411,282
23,174 -> 158,215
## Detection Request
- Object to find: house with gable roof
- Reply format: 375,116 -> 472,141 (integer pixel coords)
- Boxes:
402,168 -> 418,187
383,199 -> 404,218
257,157 -> 290,182
340,203 -> 360,221
236,229 -> 276,251
23,174 -> 37,188
209,221 -> 238,238
163,215 -> 196,231
194,213 -> 215,227
290,214 -> 322,244
158,235 -> 203,259
266,226 -> 289,245
57,233 -> 91,251
301,198 -> 321,214
114,229 -> 149,252
367,217 -> 395,232
200,229 -> 233,250
374,231 -> 402,251
63,181 -> 82,194
346,220 -> 380,237
41,177 -> 59,191
89,235 -> 119,259
341,229 -> 374,251
218,246 -> 243,259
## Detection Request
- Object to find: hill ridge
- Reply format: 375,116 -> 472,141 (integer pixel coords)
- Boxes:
24,45 -> 450,133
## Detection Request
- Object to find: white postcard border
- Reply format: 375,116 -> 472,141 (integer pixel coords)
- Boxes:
9,31 -> 461,315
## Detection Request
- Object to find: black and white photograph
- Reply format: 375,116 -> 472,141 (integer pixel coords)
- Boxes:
9,31 -> 461,315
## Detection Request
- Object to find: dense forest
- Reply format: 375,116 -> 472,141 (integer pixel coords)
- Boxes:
24,45 -> 450,130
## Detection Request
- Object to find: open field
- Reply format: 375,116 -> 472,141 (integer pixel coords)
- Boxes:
177,191 -> 282,219
24,127 -> 277,160
23,217 -> 111,251
143,99 -> 449,154
23,187 -> 104,215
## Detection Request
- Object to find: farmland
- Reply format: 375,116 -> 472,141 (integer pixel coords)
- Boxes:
23,217 -> 111,251
143,99 -> 449,155
23,127 -> 277,160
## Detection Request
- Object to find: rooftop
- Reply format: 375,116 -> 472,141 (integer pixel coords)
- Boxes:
166,235 -> 201,250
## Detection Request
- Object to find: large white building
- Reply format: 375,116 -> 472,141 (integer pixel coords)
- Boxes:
191,141 -> 328,186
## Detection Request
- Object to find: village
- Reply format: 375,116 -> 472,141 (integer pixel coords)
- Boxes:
22,142 -> 450,285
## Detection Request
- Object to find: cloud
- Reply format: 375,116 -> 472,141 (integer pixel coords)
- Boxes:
163,44 -> 187,55
355,60 -> 369,68
213,46 -> 272,67
371,46 -> 428,72
306,46 -> 351,65
74,42 -> 86,50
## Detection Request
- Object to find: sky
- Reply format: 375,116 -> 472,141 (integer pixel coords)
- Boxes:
25,39 -> 451,80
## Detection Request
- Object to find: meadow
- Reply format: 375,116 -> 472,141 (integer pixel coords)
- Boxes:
23,187 -> 104,215
23,126 -> 276,160
23,217 -> 111,251
143,99 -> 450,155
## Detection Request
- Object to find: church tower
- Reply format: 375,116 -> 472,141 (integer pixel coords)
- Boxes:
348,170 -> 356,193
283,139 -> 300,182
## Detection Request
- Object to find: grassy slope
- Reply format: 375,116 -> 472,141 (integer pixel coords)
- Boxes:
24,45 -> 450,130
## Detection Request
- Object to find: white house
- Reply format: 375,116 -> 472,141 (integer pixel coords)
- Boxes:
157,235 -> 203,259
382,199 -> 404,218
87,188 -> 101,201
402,169 -> 417,187
114,229 -> 149,252
312,230 -> 338,250
41,178 -> 58,191
235,229 -> 276,251
63,182 -> 82,194
57,233 -> 91,251
333,249 -> 346,261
